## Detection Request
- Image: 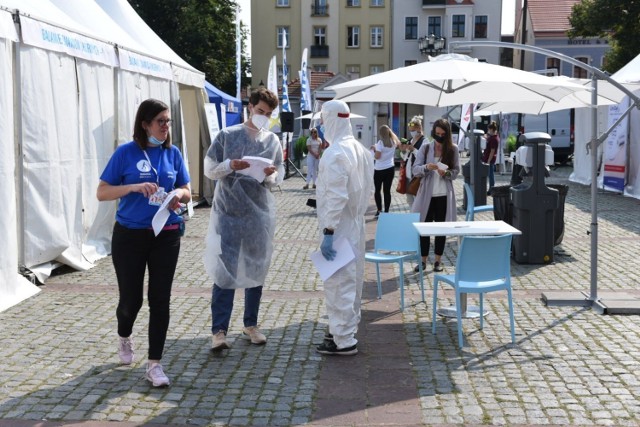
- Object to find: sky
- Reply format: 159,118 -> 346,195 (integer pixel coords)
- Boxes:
235,0 -> 518,56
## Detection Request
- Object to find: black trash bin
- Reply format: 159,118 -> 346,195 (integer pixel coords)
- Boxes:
491,185 -> 513,225
547,184 -> 568,246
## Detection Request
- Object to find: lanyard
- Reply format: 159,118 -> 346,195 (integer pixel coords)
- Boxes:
142,149 -> 162,184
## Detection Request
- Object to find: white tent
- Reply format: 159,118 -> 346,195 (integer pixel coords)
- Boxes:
572,54 -> 640,199
0,0 -> 207,311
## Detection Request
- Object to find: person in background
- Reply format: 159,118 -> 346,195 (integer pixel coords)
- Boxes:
399,115 -> 426,208
203,87 -> 283,352
371,125 -> 400,218
411,118 -> 460,273
315,100 -> 374,356
303,127 -> 322,190
97,98 -> 191,387
511,126 -> 526,186
483,121 -> 500,195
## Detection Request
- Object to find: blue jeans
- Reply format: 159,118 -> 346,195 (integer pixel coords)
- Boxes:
211,284 -> 263,333
488,163 -> 496,190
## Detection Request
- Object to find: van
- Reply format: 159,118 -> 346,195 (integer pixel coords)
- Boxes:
522,109 -> 574,164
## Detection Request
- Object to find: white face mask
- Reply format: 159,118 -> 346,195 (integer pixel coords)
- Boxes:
251,114 -> 269,130
410,130 -> 418,138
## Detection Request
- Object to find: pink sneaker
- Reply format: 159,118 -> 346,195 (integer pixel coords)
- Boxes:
145,363 -> 170,387
118,337 -> 134,365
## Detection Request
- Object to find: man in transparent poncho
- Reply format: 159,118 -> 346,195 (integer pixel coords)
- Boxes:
315,100 -> 375,356
203,87 -> 284,351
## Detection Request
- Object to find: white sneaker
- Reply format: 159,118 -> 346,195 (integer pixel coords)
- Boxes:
241,326 -> 267,345
118,336 -> 134,365
211,330 -> 231,351
145,363 -> 170,387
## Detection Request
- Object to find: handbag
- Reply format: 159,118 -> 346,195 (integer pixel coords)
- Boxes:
407,176 -> 421,196
396,161 -> 407,194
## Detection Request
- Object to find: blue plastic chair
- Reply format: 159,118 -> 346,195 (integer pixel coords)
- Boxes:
464,182 -> 493,221
432,234 -> 516,348
365,212 -> 425,311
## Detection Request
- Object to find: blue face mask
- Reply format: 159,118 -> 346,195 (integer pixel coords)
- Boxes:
148,136 -> 165,146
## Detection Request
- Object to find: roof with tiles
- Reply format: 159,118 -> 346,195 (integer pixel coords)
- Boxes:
528,0 -> 580,35
284,71 -> 335,98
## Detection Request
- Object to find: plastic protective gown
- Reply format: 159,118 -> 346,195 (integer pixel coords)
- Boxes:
316,100 -> 375,350
203,123 -> 284,289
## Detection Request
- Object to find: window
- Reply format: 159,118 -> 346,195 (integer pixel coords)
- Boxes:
276,0 -> 289,6
277,65 -> 284,81
314,27 -> 326,46
546,58 -> 560,76
405,17 -> 418,40
314,64 -> 328,72
277,26 -> 290,48
474,16 -> 487,39
404,60 -> 418,67
573,56 -> 589,78
312,0 -> 328,15
347,0 -> 360,6
346,65 -> 360,80
428,16 -> 442,37
452,15 -> 465,38
371,0 -> 384,6
370,26 -> 383,48
347,26 -> 360,48
370,65 -> 384,75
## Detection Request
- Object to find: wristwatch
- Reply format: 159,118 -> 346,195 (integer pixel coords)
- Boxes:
323,228 -> 334,235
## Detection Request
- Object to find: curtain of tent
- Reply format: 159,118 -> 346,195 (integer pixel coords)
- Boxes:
0,27 -> 40,311
78,60 -> 117,261
627,105 -> 640,198
20,45 -> 91,280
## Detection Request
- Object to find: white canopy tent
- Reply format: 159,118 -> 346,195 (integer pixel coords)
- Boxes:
571,53 -> 640,200
0,0 -> 206,311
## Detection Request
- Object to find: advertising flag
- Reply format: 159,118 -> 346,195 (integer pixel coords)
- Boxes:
281,31 -> 291,113
235,6 -> 242,100
300,48 -> 312,112
267,55 -> 281,132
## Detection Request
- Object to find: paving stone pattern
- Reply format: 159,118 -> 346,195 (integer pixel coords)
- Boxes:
1,165 -> 639,427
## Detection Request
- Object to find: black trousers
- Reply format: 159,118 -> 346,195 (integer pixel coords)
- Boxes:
111,222 -> 181,360
420,195 -> 447,257
373,166 -> 395,213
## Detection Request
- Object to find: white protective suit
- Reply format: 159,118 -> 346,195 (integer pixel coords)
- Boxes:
203,123 -> 284,289
316,100 -> 375,349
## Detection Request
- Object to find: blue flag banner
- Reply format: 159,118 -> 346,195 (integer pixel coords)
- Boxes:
281,32 -> 291,113
300,48 -> 312,112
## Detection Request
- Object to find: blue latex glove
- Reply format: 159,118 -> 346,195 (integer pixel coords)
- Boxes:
320,234 -> 337,261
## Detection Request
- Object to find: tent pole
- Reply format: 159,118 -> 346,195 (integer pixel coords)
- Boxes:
589,74 -> 598,303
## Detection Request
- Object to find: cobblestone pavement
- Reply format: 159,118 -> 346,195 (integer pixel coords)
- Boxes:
1,164 -> 639,427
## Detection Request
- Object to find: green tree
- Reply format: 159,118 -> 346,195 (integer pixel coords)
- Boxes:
128,0 -> 250,96
568,0 -> 640,73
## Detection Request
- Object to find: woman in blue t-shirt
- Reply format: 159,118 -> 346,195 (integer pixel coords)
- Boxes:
97,99 -> 191,388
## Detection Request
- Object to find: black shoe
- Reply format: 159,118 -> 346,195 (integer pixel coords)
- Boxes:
324,332 -> 334,341
374,211 -> 380,218
414,262 -> 426,273
316,340 -> 358,356
433,261 -> 444,272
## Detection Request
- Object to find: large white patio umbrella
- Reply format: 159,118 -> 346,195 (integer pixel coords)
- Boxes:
328,54 -> 589,107
474,77 -> 639,115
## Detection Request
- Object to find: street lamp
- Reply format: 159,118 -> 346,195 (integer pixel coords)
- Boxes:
418,34 -> 446,56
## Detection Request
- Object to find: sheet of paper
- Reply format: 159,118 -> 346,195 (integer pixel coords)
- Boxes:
151,189 -> 180,236
436,161 -> 449,171
236,156 -> 273,183
310,236 -> 356,281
